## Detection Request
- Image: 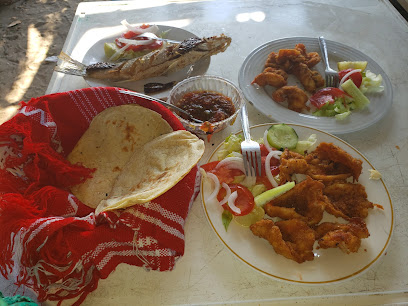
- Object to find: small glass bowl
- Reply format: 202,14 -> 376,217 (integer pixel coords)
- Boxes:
169,75 -> 245,136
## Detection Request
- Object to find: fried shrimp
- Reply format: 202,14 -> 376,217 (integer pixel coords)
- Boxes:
323,181 -> 374,219
252,43 -> 325,112
252,67 -> 288,88
295,43 -> 321,68
272,85 -> 309,113
250,219 -> 316,263
265,176 -> 327,226
315,218 -> 370,253
306,142 -> 363,181
291,62 -> 322,93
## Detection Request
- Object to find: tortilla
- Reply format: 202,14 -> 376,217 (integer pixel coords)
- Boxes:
95,130 -> 205,214
68,104 -> 173,208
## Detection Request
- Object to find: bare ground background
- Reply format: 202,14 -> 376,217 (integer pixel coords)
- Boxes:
0,0 -> 102,125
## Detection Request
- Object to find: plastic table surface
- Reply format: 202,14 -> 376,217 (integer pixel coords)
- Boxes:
43,0 -> 408,305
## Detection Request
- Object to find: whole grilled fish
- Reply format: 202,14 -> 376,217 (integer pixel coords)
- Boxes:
55,34 -> 231,82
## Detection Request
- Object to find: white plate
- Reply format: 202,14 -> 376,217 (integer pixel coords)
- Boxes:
201,123 -> 394,284
82,26 -> 210,97
238,37 -> 393,134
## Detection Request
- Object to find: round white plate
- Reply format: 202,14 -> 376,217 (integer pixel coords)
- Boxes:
238,37 -> 393,135
82,26 -> 210,97
201,123 -> 394,284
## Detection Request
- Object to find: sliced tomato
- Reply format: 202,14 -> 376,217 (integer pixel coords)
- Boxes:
309,87 -> 350,109
217,184 -> 255,216
260,143 -> 270,156
201,161 -> 243,184
115,27 -> 163,52
339,69 -> 363,88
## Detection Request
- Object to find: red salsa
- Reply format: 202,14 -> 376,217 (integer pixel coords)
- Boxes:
177,90 -> 235,123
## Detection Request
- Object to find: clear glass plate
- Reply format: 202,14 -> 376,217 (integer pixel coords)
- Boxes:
82,26 -> 210,98
238,37 -> 393,134
201,123 -> 394,284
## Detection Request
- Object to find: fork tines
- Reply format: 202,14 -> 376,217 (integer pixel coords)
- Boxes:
242,145 -> 262,177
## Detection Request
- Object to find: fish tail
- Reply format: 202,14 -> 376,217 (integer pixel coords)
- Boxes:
54,51 -> 86,76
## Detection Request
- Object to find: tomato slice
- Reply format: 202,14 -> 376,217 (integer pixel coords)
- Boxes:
115,28 -> 163,52
201,161 -> 243,184
339,69 -> 363,88
217,184 -> 255,216
309,87 -> 350,109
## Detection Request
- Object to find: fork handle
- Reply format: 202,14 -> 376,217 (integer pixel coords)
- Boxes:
318,36 -> 330,69
240,103 -> 251,141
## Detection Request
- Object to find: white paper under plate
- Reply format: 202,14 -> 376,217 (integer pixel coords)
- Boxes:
201,123 -> 394,284
238,37 -> 393,134
82,26 -> 210,98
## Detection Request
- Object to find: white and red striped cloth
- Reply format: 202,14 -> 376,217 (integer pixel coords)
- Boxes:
0,87 -> 200,305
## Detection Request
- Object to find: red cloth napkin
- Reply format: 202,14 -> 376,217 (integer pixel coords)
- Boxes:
0,87 -> 200,305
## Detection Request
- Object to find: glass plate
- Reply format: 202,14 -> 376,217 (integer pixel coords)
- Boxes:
238,37 -> 393,134
201,123 -> 394,284
82,26 -> 210,97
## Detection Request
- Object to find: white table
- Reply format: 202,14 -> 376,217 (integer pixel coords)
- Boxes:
43,0 -> 408,304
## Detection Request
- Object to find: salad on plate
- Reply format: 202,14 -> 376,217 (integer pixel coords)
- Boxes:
104,20 -> 170,61
309,61 -> 385,120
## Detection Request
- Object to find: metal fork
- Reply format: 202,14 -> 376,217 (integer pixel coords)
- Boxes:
118,90 -> 203,123
318,36 -> 339,88
240,103 -> 262,177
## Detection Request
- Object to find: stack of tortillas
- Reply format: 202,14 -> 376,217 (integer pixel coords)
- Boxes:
68,104 -> 205,214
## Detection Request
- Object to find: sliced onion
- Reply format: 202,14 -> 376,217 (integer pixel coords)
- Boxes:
263,129 -> 273,152
205,172 -> 220,203
108,43 -> 131,62
216,157 -> 245,173
339,69 -> 361,88
265,150 -> 282,188
227,191 -> 241,214
121,20 -> 159,35
219,183 -> 231,206
117,37 -> 156,46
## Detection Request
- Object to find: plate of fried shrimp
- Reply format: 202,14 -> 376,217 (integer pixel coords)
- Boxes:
238,37 -> 393,134
201,123 -> 394,284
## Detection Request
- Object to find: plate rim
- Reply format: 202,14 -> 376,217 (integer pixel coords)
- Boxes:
200,122 -> 394,284
238,37 -> 394,135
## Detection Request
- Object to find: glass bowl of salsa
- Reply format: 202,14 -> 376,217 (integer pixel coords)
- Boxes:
169,75 -> 245,137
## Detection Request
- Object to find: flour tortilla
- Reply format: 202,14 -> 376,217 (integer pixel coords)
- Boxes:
95,130 -> 205,214
68,105 -> 173,208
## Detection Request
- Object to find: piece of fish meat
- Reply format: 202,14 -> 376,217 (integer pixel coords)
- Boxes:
55,34 -> 232,82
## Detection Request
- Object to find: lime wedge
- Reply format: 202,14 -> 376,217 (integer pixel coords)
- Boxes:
234,206 -> 265,227
337,61 -> 368,71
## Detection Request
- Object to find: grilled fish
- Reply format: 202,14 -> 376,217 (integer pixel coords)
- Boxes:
55,34 -> 231,82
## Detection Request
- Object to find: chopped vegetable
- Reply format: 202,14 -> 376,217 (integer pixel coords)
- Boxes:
293,134 -> 317,155
341,79 -> 370,109
222,210 -> 233,231
267,124 -> 298,150
217,134 -> 243,160
233,205 -> 265,227
339,69 -> 362,88
254,181 -> 295,207
369,169 -> 382,180
309,87 -> 350,109
337,61 -> 367,71
360,70 -> 384,94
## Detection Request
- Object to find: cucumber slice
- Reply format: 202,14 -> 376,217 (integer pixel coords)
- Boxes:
341,79 -> 370,110
254,181 -> 295,207
267,124 -> 298,150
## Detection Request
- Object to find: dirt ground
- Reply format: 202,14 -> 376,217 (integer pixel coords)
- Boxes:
0,0 -> 102,125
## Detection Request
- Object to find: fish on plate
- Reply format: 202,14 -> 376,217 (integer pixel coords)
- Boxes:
55,34 -> 232,82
